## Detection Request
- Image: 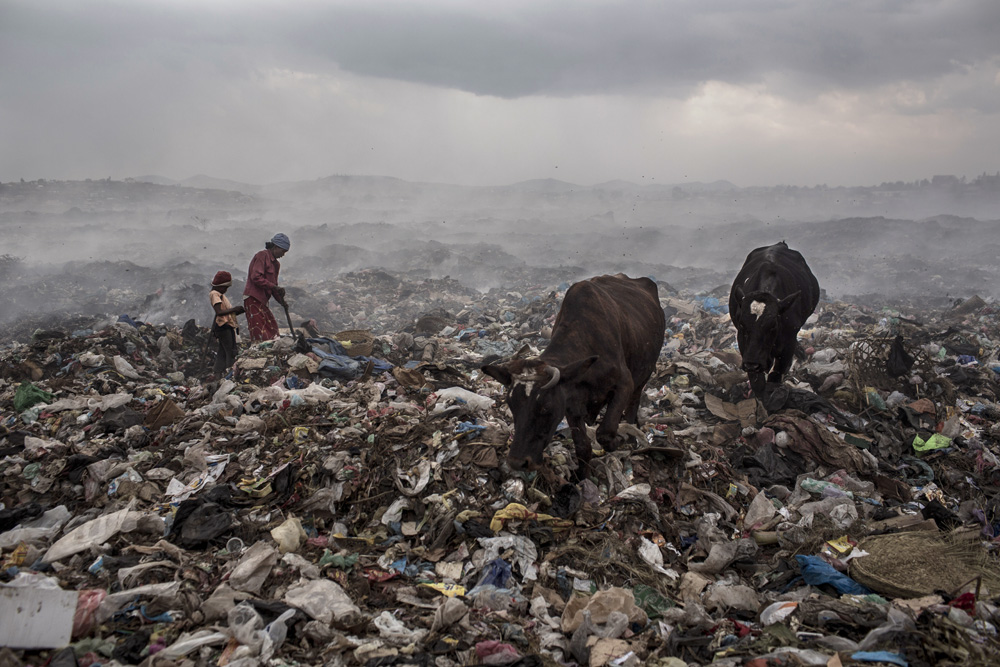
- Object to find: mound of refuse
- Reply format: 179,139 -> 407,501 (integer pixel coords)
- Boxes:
2,278 -> 1000,667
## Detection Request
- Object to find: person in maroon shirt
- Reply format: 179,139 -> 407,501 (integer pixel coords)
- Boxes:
243,233 -> 290,342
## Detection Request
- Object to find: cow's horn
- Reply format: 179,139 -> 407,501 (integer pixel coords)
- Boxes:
541,366 -> 560,390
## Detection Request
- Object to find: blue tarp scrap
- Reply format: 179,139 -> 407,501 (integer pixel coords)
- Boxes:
455,421 -> 487,439
795,555 -> 872,595
455,328 -> 486,341
477,558 -> 512,589
306,337 -> 393,380
694,296 -> 729,315
852,651 -> 908,667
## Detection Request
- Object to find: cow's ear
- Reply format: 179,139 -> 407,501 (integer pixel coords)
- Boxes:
733,285 -> 745,303
482,364 -> 513,387
560,356 -> 599,383
778,291 -> 801,313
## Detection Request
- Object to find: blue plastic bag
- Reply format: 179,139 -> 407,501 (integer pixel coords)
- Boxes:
795,555 -> 872,595
852,651 -> 908,667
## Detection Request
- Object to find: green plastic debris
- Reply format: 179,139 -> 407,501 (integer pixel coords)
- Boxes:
318,549 -> 359,569
865,389 -> 887,411
14,382 -> 54,413
913,433 -> 952,452
633,584 -> 675,619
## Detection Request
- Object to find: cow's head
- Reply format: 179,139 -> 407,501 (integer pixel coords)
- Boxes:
481,355 -> 597,471
733,288 -> 800,391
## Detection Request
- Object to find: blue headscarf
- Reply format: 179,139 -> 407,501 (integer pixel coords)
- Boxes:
270,233 -> 290,250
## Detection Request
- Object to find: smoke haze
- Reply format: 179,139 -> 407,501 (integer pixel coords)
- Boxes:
2,173 -> 999,342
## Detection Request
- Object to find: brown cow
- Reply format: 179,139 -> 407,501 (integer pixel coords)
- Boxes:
482,274 -> 665,476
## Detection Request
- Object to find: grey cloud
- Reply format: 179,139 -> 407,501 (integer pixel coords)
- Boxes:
4,1 -> 1000,101
285,1 -> 1000,100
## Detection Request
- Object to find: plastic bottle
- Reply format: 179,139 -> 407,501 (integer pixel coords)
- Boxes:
800,478 -> 854,499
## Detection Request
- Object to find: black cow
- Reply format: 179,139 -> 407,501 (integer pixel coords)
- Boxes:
482,274 -> 665,475
729,242 -> 820,395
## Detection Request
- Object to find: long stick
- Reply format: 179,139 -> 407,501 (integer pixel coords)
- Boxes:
281,302 -> 297,338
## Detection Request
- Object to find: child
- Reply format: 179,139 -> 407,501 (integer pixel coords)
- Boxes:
209,271 -> 245,377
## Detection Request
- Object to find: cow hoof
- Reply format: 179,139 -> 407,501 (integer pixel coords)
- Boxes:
597,433 -> 623,453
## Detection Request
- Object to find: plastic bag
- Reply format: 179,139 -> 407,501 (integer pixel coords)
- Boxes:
433,386 -> 495,412
887,334 -> 915,377
112,355 -> 142,380
270,516 -> 307,553
265,608 -> 298,649
857,606 -> 916,651
13,382 -> 54,412
73,589 -> 109,639
373,610 -> 429,645
283,579 -> 362,627
796,555 -> 871,595
227,602 -> 264,648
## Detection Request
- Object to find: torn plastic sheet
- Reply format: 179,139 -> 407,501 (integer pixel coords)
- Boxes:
283,578 -> 362,627
637,537 -> 679,579
0,505 -> 72,549
158,630 -> 229,659
477,535 -> 538,581
112,355 -> 142,379
43,505 -> 164,563
43,393 -> 133,413
433,386 -> 495,413
395,460 -> 432,496
96,581 -> 182,623
381,497 -> 410,526
229,542 -> 281,594
164,453 -> 230,503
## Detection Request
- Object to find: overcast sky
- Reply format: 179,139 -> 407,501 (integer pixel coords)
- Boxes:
2,0 -> 999,188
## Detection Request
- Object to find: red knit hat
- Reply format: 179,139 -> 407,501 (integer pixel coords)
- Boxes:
212,271 -> 232,287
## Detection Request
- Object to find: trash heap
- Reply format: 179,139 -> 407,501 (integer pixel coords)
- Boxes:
2,280 -> 1000,667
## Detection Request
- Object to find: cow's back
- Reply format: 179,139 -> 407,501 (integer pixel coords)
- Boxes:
730,243 -> 819,323
550,274 -> 664,373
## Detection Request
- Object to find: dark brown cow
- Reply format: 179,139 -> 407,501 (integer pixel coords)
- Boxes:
482,274 -> 665,475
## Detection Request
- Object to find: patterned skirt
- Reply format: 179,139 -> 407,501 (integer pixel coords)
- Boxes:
244,297 -> 279,342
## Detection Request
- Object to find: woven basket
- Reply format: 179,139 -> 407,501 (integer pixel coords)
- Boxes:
335,329 -> 374,357
850,532 -> 1000,598
847,336 -> 933,394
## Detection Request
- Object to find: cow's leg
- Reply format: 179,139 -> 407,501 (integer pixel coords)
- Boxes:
623,387 -> 643,424
768,341 -> 795,384
567,413 -> 592,480
624,371 -> 654,424
596,384 -> 631,452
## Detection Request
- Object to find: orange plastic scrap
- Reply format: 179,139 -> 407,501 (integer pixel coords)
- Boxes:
488,502 -> 574,533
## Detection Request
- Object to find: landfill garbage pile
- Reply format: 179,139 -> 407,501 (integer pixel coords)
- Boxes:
2,279 -> 1000,667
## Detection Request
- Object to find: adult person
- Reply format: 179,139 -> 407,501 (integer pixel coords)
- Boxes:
244,233 -> 290,342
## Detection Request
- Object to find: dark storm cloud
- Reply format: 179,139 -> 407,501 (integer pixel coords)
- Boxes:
4,1 -> 999,101
291,0 -> 1000,99
2,0 -> 998,187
